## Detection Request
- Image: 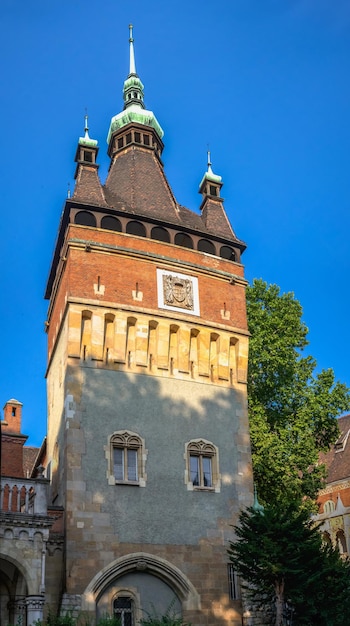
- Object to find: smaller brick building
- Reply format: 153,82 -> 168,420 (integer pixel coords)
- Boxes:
315,414 -> 350,555
0,400 -> 63,626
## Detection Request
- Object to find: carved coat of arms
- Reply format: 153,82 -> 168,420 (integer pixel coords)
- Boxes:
163,274 -> 194,310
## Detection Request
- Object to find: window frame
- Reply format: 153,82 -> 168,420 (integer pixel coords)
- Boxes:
106,431 -> 147,487
227,563 -> 241,601
113,594 -> 135,626
185,439 -> 220,492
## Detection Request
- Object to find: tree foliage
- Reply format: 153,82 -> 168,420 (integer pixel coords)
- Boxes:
228,502 -> 350,626
247,279 -> 350,506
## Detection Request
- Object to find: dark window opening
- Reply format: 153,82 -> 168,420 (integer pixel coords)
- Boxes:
126,133 -> 132,144
74,211 -> 96,227
118,137 -> 124,149
198,239 -> 215,255
210,184 -> 218,196
143,134 -> 150,146
151,226 -> 170,243
101,216 -> 122,232
126,221 -> 146,237
113,596 -> 133,626
12,408 -> 16,417
228,564 -> 241,600
134,132 -> 141,143
174,233 -> 194,249
220,246 -> 236,261
83,151 -> 93,163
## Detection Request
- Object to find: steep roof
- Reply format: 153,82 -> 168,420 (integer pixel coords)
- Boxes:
319,414 -> 350,483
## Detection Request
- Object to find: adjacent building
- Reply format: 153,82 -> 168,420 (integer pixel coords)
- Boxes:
315,413 -> 350,556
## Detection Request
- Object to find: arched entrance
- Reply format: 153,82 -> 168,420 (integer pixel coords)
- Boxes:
0,557 -> 28,626
82,553 -> 200,623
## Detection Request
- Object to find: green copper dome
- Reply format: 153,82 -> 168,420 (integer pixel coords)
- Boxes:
199,152 -> 222,190
79,115 -> 98,147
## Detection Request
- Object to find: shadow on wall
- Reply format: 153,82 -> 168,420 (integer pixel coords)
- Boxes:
52,364 -> 252,626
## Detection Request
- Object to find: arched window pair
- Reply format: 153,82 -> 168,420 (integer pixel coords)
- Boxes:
107,433 -> 219,492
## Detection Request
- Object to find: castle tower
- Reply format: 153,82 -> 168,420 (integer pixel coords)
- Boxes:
45,26 -> 252,625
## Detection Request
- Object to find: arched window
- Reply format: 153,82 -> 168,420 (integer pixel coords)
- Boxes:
185,439 -> 219,491
322,531 -> 332,546
101,216 -> 122,232
174,232 -> 194,249
336,530 -> 347,554
220,245 -> 236,261
323,500 -> 335,514
108,431 -> 146,486
197,239 -> 215,255
113,596 -> 134,626
151,226 -> 170,243
74,211 -> 96,227
126,221 -> 146,237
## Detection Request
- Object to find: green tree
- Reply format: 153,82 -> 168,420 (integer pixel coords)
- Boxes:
247,279 -> 350,506
228,502 -> 350,626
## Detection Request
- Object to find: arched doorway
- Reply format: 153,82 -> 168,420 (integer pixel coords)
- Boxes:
0,557 -> 28,626
82,553 -> 200,623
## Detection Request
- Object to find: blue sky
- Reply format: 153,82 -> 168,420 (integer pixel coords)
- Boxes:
1,0 -> 349,445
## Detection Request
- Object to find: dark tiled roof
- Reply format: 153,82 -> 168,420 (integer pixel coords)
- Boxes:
319,414 -> 350,484
104,148 -> 179,223
200,197 -> 236,240
23,446 -> 40,477
73,166 -> 107,206
72,145 -> 245,246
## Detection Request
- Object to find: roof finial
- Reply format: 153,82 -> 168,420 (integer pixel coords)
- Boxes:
84,109 -> 90,140
78,110 -> 98,148
207,148 -> 213,175
252,484 -> 264,513
129,23 -> 136,75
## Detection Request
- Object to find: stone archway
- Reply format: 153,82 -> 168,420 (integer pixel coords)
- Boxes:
0,556 -> 28,626
82,552 -> 201,620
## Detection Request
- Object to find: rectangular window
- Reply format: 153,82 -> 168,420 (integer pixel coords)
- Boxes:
190,455 -> 199,486
114,597 -> 133,626
113,447 -> 138,482
228,564 -> 241,600
83,150 -> 93,163
190,454 -> 213,488
202,456 -> 212,487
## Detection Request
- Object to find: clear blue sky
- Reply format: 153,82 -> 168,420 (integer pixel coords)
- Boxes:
1,0 -> 349,445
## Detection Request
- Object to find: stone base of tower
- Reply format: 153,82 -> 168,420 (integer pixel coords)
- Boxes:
56,544 -> 244,626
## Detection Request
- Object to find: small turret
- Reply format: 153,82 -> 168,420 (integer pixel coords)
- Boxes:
199,152 -> 235,240
73,116 -> 106,205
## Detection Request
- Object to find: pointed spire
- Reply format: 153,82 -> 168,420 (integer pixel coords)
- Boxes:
199,149 -> 223,197
129,24 -> 136,75
78,113 -> 98,148
207,150 -> 215,178
252,484 -> 264,513
122,24 -> 145,110
107,25 -> 164,145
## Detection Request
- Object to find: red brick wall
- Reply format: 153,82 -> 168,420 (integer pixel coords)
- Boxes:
47,224 -> 247,359
1,433 -> 26,477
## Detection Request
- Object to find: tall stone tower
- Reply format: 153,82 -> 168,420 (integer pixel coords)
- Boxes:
45,26 -> 252,626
